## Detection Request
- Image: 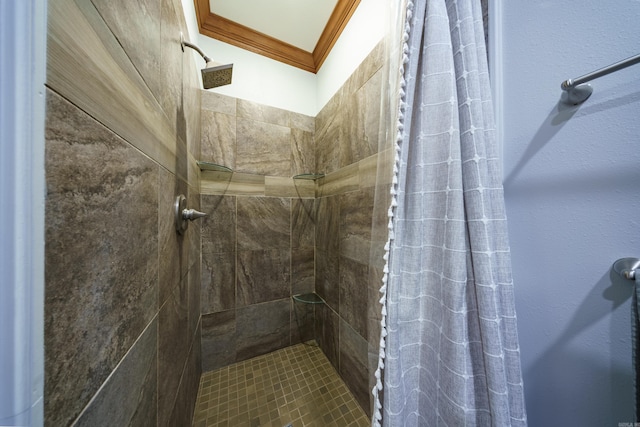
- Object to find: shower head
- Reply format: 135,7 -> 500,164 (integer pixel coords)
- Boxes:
201,61 -> 233,89
180,33 -> 233,89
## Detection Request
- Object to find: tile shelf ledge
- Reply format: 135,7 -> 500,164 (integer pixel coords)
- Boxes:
197,164 -> 325,181
292,173 -> 325,180
292,293 -> 325,304
197,161 -> 233,172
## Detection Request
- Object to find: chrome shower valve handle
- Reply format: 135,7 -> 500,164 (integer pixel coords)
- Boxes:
182,208 -> 207,221
174,194 -> 207,234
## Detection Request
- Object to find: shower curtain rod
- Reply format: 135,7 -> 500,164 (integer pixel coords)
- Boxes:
560,53 -> 640,105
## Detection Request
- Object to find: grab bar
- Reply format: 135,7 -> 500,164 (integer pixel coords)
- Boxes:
560,53 -> 640,105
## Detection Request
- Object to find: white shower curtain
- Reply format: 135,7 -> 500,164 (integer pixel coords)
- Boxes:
373,0 -> 527,425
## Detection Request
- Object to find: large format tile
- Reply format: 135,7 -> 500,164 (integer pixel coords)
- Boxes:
291,300 -> 315,344
158,168 -> 188,306
292,247 -> 314,296
201,311 -> 237,372
315,249 -> 339,312
266,176 -> 311,198
158,0 -> 183,138
339,320 -> 370,416
201,91 -> 236,115
237,197 -> 290,251
168,330 -> 202,426
360,68 -> 383,157
90,0 -> 161,96
350,41 -> 385,97
291,198 -> 315,249
201,109 -> 236,169
339,257 -> 369,338
315,86 -> 343,139
236,250 -> 291,306
291,128 -> 315,176
201,195 -> 236,254
339,188 -> 374,265
235,299 -> 291,361
201,251 -> 235,314
182,25 -> 202,162
158,274 -> 189,426
73,318 -> 158,427
201,171 -> 265,196
314,196 -> 339,254
237,99 -> 289,127
341,70 -> 382,168
236,118 -> 291,175
315,305 -> 339,370
188,239 -> 202,335
314,115 -> 342,175
186,187 -> 203,271
290,111 -> 315,133
45,90 -> 159,426
48,0 -> 177,175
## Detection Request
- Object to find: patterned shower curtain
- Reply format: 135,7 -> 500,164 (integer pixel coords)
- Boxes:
372,0 -> 528,425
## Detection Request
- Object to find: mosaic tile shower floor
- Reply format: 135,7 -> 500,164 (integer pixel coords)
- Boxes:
192,343 -> 370,427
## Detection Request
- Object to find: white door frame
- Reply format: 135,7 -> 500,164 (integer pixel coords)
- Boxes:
0,0 -> 47,425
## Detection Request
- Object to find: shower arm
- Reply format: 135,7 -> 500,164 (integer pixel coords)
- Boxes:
180,34 -> 212,64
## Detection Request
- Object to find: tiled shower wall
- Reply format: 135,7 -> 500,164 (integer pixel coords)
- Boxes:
199,94 -> 317,371
313,42 -> 388,417
200,42 -> 389,417
45,0 -> 202,425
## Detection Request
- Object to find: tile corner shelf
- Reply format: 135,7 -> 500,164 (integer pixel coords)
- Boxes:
292,293 -> 325,304
198,161 -> 233,173
292,173 -> 325,180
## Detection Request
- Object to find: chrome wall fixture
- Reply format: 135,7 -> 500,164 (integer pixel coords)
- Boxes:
560,53 -> 640,105
174,194 -> 207,235
180,32 -> 233,89
613,257 -> 640,281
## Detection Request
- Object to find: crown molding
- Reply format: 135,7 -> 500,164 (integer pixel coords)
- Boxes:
193,0 -> 361,73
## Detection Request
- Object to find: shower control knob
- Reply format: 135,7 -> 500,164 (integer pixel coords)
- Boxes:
182,208 -> 207,221
174,194 -> 207,235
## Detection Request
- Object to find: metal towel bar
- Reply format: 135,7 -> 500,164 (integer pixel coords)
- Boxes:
560,53 -> 640,105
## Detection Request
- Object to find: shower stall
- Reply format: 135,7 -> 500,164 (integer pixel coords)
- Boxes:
197,39 -> 392,421
43,0 -> 396,423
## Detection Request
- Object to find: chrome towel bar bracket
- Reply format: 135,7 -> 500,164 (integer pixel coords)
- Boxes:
561,53 -> 640,105
613,258 -> 640,281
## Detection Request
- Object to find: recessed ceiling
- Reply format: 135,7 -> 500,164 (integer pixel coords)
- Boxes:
210,0 -> 338,52
193,0 -> 361,73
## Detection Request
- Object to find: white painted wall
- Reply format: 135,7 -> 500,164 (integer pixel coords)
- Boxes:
499,1 -> 640,425
180,0 -> 385,116
193,37 -> 318,115
315,0 -> 386,110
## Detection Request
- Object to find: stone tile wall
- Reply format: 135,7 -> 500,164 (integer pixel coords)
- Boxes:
313,42 -> 388,417
44,0 -> 202,425
200,94 -> 316,372
199,42 -> 391,417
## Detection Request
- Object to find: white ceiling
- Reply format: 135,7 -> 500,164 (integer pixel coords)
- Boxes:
209,0 -> 339,52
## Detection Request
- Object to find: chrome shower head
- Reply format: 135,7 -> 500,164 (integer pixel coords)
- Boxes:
201,61 -> 233,89
180,33 -> 233,89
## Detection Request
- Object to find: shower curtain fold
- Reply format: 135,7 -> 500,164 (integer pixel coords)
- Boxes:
372,0 -> 527,425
